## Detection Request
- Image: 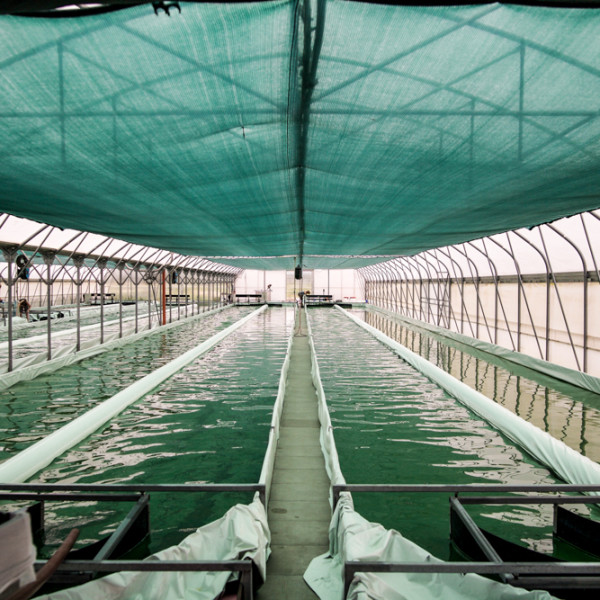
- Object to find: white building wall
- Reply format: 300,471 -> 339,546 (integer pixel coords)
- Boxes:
235,269 -> 363,303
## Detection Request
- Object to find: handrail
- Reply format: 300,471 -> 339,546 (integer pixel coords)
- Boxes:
332,483 -> 600,509
40,560 -> 254,600
0,482 -> 266,505
339,484 -> 600,599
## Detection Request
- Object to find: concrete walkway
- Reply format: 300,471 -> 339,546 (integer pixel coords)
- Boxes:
257,310 -> 331,599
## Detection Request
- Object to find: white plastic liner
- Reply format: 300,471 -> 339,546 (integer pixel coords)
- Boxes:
303,308 -> 555,600
0,305 -> 232,392
36,496 -> 269,600
370,305 -> 600,395
305,495 -> 553,600
258,306 -> 295,506
0,305 -> 267,483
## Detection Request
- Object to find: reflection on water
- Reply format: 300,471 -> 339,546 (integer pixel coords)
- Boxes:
26,307 -> 294,554
359,309 -> 600,463
0,307 -> 258,458
309,308 -> 580,560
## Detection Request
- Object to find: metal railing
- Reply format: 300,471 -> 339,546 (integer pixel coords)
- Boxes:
333,483 -> 600,599
0,482 -> 266,600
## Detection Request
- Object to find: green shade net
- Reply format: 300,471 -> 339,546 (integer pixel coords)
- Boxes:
1,1 -> 600,269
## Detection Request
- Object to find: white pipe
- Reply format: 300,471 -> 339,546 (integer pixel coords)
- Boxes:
0,305 -> 268,483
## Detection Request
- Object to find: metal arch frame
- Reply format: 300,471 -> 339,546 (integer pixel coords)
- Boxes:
413,251 -> 452,328
454,243 -> 495,344
435,246 -> 478,338
397,258 -> 417,318
488,232 -> 545,358
0,216 -> 241,373
359,210 -> 600,375
538,226 -> 585,372
421,249 -> 451,328
429,248 -> 464,334
396,257 -> 421,320
477,237 -> 517,350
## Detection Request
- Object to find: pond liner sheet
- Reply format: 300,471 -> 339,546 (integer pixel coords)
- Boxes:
32,306 -> 297,600
302,306 -> 575,600
0,305 -> 267,484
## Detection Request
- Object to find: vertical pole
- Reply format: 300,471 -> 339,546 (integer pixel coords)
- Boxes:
162,269 -> 167,326
177,271 -> 181,320
186,271 -> 190,317
98,258 -> 107,345
147,268 -> 152,330
2,247 -> 16,372
73,256 -> 84,352
43,251 -> 56,361
134,267 -> 139,334
167,269 -> 171,324
118,263 -> 124,338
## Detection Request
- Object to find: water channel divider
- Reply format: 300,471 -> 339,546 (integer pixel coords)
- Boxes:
370,304 -> 600,395
304,307 -> 346,498
0,304 -> 233,391
257,306 -> 295,507
0,304 -> 267,483
303,307 -> 576,600
336,304 -> 600,491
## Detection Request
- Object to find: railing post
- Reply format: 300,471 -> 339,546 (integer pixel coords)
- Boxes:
42,251 -> 56,361
1,245 -> 17,372
97,258 -> 108,345
72,255 -> 85,352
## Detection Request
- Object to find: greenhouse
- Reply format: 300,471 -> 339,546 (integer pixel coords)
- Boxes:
2,1 -> 600,599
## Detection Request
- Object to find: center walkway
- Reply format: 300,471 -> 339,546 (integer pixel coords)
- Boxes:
257,309 -> 331,599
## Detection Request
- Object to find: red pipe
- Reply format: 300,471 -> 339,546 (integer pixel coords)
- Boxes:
162,270 -> 167,325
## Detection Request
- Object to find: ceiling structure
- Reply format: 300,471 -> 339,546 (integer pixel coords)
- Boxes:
1,1 -> 600,270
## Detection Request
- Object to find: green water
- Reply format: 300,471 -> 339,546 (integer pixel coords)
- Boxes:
0,307 -> 257,457
309,308 -> 594,561
358,308 -> 600,463
29,307 -> 294,554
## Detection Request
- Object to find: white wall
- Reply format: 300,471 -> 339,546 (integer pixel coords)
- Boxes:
235,269 -> 363,302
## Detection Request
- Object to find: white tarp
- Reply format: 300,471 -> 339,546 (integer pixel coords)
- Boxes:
303,308 -> 557,600
36,497 -> 269,600
305,495 -> 553,600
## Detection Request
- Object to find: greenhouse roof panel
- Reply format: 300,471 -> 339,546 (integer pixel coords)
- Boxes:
1,2 -> 600,269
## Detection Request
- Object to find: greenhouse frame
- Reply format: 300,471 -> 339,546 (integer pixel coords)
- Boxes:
2,2 -> 600,600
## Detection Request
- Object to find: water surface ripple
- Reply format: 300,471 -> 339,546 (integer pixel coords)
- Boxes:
309,308 -> 584,560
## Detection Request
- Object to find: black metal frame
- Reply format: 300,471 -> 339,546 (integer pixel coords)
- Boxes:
0,482 -> 265,599
333,483 -> 600,599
